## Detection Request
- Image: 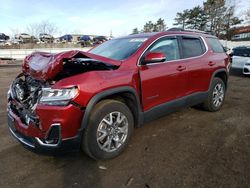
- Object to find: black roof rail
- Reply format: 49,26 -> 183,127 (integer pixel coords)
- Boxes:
167,27 -> 184,31
167,27 -> 211,35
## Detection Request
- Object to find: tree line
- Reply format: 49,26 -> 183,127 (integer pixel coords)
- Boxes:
132,18 -> 166,34
132,0 -> 249,40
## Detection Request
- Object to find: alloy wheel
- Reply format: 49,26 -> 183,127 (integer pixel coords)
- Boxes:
96,111 -> 128,152
212,83 -> 224,107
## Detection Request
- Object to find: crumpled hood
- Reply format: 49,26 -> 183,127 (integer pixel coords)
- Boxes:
22,50 -> 121,81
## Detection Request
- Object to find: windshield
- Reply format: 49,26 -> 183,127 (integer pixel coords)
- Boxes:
90,37 -> 148,60
233,48 -> 250,57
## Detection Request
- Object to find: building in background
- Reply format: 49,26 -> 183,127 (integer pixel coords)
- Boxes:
231,26 -> 250,41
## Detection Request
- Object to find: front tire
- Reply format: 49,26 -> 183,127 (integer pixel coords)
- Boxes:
82,99 -> 134,160
202,77 -> 226,112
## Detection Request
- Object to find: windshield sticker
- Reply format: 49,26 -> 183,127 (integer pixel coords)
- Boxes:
129,38 -> 148,42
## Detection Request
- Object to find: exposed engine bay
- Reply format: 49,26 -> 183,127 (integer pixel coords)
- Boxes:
54,58 -> 117,81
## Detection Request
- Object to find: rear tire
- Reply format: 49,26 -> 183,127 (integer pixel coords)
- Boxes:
202,77 -> 226,112
82,99 -> 134,160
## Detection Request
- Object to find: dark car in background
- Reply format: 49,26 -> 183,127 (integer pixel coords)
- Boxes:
59,34 -> 73,42
0,33 -> 10,41
93,36 -> 107,45
79,35 -> 92,47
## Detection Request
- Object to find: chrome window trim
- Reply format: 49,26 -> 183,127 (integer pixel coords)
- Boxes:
137,34 -> 209,66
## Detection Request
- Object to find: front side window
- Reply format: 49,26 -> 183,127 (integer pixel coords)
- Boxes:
147,37 -> 180,61
181,37 -> 206,58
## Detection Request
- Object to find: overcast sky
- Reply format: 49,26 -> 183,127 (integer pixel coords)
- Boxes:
0,0 -> 249,37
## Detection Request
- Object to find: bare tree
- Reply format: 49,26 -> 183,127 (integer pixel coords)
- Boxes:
9,27 -> 20,38
26,20 -> 58,37
26,23 -> 40,37
245,9 -> 250,24
38,20 -> 58,35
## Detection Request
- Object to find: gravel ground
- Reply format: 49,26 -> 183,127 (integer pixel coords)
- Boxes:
0,66 -> 250,188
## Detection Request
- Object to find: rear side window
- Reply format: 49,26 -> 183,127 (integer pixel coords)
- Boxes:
207,38 -> 224,53
181,37 -> 206,58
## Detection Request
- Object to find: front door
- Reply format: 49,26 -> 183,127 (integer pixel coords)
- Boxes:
139,36 -> 188,111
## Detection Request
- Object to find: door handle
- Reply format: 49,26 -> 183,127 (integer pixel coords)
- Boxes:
176,65 -> 186,71
208,61 -> 216,66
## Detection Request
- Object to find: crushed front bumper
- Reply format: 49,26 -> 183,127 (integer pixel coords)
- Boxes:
7,99 -> 84,153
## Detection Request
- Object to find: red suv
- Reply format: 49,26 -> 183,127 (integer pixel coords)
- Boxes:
7,29 -> 230,160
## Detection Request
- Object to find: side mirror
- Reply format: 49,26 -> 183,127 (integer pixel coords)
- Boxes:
141,52 -> 166,65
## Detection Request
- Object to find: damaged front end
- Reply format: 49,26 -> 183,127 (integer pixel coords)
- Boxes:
7,50 -> 120,151
8,73 -> 44,127
22,50 -> 120,81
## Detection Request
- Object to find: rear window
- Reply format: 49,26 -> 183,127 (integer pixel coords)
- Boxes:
181,37 -> 206,58
232,48 -> 250,57
207,38 -> 224,53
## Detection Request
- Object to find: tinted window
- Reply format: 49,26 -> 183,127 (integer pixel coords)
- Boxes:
181,37 -> 205,58
147,37 -> 180,61
233,48 -> 250,57
207,38 -> 224,53
90,37 -> 148,60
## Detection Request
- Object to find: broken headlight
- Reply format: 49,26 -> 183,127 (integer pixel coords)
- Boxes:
40,87 -> 78,106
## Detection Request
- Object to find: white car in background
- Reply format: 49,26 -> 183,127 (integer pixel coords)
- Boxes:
15,33 -> 32,40
231,46 -> 250,75
14,33 -> 33,43
39,33 -> 53,43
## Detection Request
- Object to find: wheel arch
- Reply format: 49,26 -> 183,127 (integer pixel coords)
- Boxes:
210,69 -> 228,90
80,86 -> 143,132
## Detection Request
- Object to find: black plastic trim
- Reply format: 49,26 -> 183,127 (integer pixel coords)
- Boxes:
210,68 -> 229,90
143,92 -> 208,123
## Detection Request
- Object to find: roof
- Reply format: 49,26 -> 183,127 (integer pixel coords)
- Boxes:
116,29 -> 214,40
234,25 -> 250,34
233,46 -> 250,49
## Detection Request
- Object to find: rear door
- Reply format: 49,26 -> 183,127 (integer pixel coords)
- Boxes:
139,36 -> 188,111
179,36 -> 210,94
